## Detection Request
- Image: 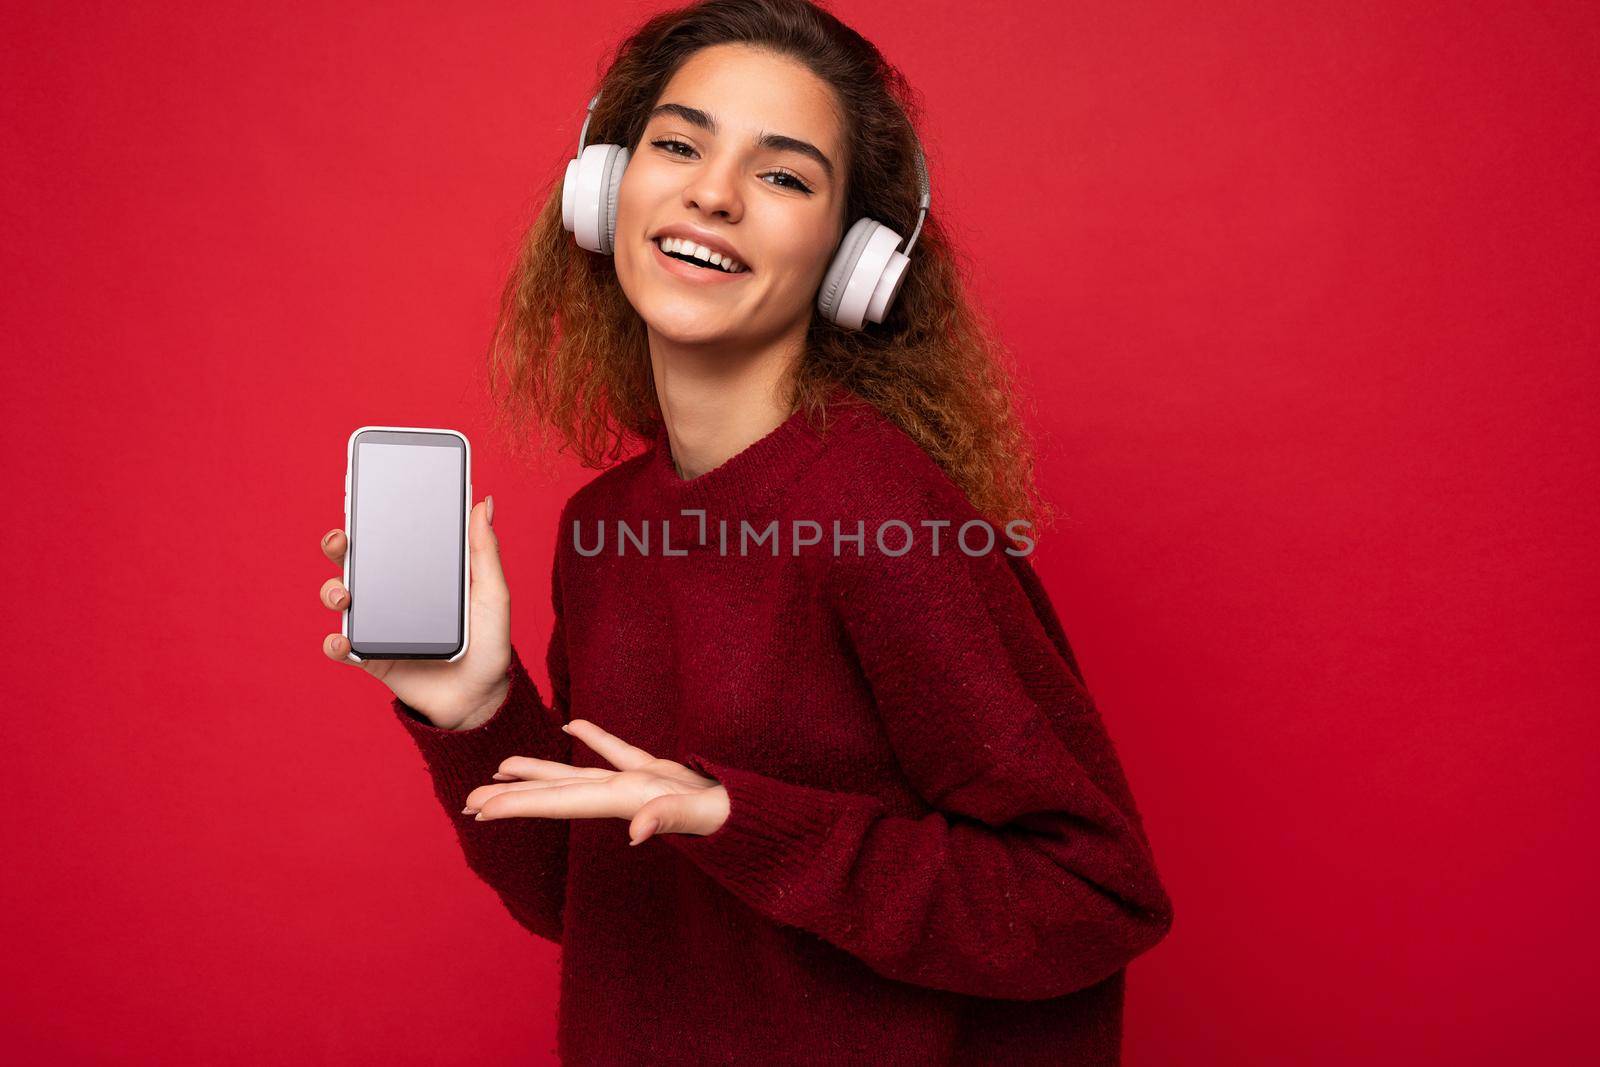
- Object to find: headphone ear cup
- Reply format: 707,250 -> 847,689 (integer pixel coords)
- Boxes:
817,217 -> 908,330
817,218 -> 878,327
562,157 -> 581,234
600,145 -> 629,256
864,249 -> 911,325
563,143 -> 629,253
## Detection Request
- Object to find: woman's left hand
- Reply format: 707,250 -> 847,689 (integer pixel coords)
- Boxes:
462,718 -> 730,846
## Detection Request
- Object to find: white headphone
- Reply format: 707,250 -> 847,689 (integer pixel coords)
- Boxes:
561,92 -> 932,331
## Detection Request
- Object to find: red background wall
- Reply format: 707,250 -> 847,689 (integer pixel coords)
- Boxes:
3,1 -> 1595,1062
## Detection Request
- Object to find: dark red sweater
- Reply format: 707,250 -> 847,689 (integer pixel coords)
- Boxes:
391,387 -> 1174,1065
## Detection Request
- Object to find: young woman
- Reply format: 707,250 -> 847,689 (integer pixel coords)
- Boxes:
318,1 -> 1172,1062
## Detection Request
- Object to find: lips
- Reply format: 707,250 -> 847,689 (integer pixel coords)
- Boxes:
648,224 -> 750,272
650,237 -> 751,284
653,235 -> 748,273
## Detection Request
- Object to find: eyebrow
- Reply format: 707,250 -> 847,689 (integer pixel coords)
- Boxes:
647,102 -> 836,183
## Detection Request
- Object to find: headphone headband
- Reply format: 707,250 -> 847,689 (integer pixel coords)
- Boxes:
577,93 -> 601,157
903,140 -> 931,257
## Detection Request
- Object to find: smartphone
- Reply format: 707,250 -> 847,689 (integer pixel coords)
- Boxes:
341,426 -> 471,661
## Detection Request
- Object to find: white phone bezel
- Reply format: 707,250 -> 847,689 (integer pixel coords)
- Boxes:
342,425 -> 472,663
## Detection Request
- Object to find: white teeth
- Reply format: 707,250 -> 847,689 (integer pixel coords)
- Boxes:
656,236 -> 747,273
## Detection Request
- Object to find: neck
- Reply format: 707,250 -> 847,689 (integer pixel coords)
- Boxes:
648,322 -> 806,480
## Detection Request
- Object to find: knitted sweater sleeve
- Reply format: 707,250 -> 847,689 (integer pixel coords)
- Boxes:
389,550 -> 573,945
666,504 -> 1173,1001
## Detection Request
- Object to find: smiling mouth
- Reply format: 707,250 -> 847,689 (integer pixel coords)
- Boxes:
653,236 -> 750,274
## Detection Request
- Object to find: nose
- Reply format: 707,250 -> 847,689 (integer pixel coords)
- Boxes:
681,157 -> 743,222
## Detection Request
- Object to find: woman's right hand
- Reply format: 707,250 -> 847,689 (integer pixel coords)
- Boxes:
319,496 -> 512,731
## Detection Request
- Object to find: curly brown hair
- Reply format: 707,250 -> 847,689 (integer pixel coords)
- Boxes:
486,0 -> 1054,534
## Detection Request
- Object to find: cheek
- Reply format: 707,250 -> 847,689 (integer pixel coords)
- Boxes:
613,242 -> 637,286
780,229 -> 841,291
617,161 -> 676,221
611,170 -> 650,253
750,201 -> 834,274
611,185 -> 656,281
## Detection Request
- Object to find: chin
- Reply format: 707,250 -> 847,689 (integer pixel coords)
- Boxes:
649,319 -> 741,347
639,299 -> 743,345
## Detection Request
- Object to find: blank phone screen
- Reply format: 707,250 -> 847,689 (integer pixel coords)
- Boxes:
348,431 -> 467,656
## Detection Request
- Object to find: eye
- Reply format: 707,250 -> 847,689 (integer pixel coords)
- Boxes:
763,169 -> 815,195
651,137 -> 697,158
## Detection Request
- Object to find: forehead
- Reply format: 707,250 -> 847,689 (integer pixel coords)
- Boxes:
652,44 -> 845,159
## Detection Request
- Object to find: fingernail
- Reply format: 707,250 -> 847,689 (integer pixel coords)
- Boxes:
322,531 -> 334,545
461,805 -> 478,815
490,772 -> 515,781
487,495 -> 495,526
332,590 -> 345,606
630,820 -> 658,846
474,812 -> 488,821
